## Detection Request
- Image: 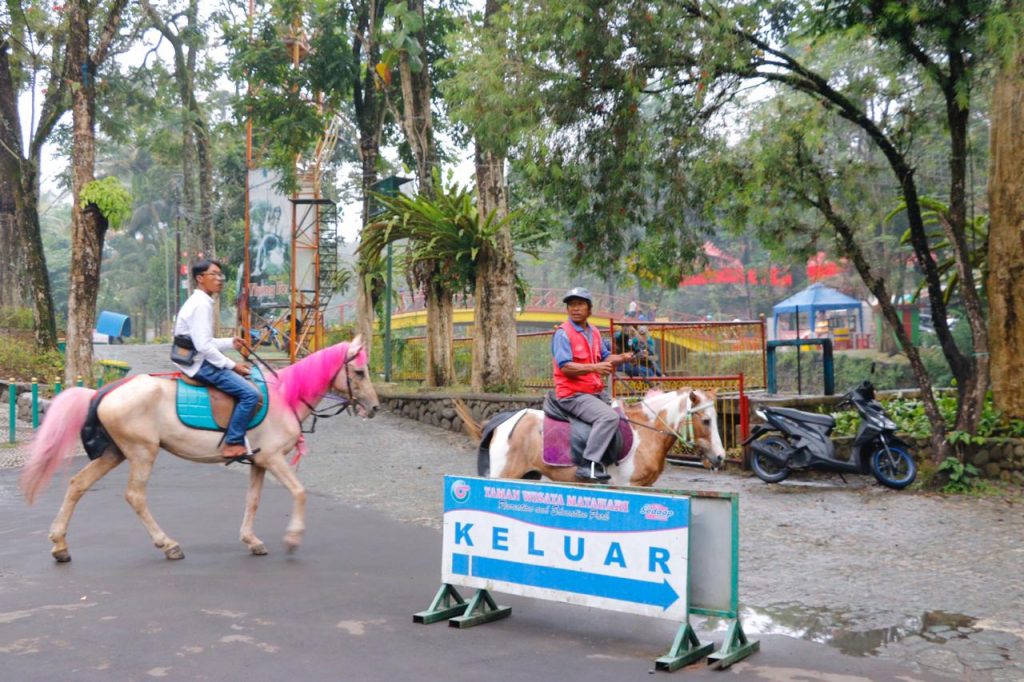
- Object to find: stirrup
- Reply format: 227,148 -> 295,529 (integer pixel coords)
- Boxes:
576,461 -> 611,483
223,437 -> 261,466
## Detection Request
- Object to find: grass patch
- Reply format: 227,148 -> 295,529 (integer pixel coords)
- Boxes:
0,334 -> 64,384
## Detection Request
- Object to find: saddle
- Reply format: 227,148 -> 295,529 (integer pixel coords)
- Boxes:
541,392 -> 634,468
175,366 -> 269,432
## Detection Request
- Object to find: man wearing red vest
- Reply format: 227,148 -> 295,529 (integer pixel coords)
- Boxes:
552,287 -> 634,482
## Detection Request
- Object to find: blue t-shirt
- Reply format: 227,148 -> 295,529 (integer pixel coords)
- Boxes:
551,321 -> 611,368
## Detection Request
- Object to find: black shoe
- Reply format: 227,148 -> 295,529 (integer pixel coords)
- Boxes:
576,461 -> 611,483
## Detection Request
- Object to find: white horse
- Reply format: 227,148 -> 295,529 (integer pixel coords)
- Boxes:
21,339 -> 378,562
459,389 -> 726,487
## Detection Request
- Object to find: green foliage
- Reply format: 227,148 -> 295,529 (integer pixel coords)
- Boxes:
358,169 -> 549,295
831,392 -> 1024,441
892,197 -> 989,305
381,1 -> 426,73
80,177 -> 133,229
936,457 -> 989,495
0,335 -> 64,384
222,0 -> 355,192
0,307 -> 35,330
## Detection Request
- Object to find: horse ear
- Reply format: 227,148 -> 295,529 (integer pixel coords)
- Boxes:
347,335 -> 363,359
688,390 -> 701,406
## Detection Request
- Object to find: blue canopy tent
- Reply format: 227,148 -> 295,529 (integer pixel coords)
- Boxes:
772,283 -> 864,339
95,310 -> 132,341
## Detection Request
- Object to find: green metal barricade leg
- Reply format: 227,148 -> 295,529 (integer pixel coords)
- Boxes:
706,618 -> 759,669
413,583 -> 470,624
655,620 -> 715,671
447,589 -> 510,628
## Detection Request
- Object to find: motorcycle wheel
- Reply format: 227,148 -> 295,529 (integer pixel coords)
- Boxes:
749,437 -> 791,483
869,445 -> 916,489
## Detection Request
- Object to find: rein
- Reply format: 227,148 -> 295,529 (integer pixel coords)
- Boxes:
623,399 -> 715,448
240,340 -> 359,434
298,354 -> 359,433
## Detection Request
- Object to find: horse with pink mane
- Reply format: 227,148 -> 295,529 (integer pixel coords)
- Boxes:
21,338 -> 377,563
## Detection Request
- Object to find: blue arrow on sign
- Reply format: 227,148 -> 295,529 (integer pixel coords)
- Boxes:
454,554 -> 680,610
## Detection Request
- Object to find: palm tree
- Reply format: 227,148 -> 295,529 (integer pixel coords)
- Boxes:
357,170 -> 544,387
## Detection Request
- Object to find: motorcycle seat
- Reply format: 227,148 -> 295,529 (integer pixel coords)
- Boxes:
768,406 -> 836,427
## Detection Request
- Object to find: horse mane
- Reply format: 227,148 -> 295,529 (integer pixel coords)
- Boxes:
275,341 -> 367,413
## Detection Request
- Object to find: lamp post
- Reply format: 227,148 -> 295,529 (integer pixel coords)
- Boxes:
368,175 -> 412,382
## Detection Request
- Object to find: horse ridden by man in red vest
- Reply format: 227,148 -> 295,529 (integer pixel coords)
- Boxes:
551,287 -> 635,482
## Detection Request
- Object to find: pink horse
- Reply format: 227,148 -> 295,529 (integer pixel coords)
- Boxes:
21,338 -> 378,562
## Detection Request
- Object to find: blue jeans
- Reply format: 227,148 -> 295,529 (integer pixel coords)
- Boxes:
193,361 -> 261,445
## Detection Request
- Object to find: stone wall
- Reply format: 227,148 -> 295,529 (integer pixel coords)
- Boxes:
379,389 -> 542,434
751,393 -> 1024,482
380,389 -> 1024,483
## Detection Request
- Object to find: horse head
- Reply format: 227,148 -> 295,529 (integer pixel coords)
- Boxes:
334,336 -> 379,418
685,388 -> 727,469
642,388 -> 726,470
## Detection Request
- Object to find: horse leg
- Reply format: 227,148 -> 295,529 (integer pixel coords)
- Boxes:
122,452 -> 184,560
48,451 -> 125,563
240,465 -> 269,555
264,456 -> 306,553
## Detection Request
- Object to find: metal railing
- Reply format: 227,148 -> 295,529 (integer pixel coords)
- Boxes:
610,320 -> 767,389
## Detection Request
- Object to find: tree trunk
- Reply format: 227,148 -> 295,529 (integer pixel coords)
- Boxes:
988,53 -> 1024,419
396,0 -> 452,384
0,41 -> 57,348
471,147 -> 517,391
64,0 -> 126,384
353,0 -> 387,350
355,142 -> 380,347
424,272 -> 454,386
397,0 -> 435,197
817,187 -> 951,463
0,174 -> 27,309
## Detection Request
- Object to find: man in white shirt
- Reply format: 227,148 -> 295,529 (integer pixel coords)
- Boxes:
173,258 -> 260,461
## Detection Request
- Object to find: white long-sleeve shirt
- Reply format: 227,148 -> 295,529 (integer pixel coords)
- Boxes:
173,289 -> 236,377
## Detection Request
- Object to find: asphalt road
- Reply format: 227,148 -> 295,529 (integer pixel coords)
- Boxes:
1,458 -> 946,682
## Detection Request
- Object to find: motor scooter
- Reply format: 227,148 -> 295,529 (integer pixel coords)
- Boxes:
742,380 -> 916,489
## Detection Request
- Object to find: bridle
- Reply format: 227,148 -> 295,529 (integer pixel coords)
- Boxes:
623,394 -> 715,449
241,340 -> 363,433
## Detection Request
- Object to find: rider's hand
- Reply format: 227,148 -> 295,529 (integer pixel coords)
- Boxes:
233,361 -> 252,377
593,361 -> 615,376
232,337 -> 245,351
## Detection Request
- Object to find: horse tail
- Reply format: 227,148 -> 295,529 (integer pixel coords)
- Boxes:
452,399 -> 481,441
21,387 -> 95,505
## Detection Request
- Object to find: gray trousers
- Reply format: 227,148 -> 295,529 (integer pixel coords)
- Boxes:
556,392 -> 619,463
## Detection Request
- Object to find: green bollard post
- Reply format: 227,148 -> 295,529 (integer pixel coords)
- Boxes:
31,377 -> 39,429
76,376 -> 83,388
8,379 -> 15,444
54,377 -> 62,395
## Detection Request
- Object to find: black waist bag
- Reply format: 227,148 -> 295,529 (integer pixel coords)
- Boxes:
170,334 -> 197,366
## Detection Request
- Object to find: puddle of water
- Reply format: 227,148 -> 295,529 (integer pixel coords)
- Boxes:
701,603 -> 981,657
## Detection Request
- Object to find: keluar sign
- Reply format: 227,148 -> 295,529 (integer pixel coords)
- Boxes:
415,476 -> 758,672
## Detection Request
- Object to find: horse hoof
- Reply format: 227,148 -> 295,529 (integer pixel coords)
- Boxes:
283,535 -> 301,554
250,543 -> 268,556
165,545 -> 185,560
52,549 -> 71,563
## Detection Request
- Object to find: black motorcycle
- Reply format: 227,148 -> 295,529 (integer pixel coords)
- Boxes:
742,381 -> 916,489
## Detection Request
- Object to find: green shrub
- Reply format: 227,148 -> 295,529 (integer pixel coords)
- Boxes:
0,335 -> 64,384
0,307 -> 34,330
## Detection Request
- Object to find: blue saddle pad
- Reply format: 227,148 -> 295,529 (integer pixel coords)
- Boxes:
175,365 -> 269,432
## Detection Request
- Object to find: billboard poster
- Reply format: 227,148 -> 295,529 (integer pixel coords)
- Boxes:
247,168 -> 291,314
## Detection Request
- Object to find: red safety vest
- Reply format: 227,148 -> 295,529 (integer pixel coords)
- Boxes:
552,320 -> 605,399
